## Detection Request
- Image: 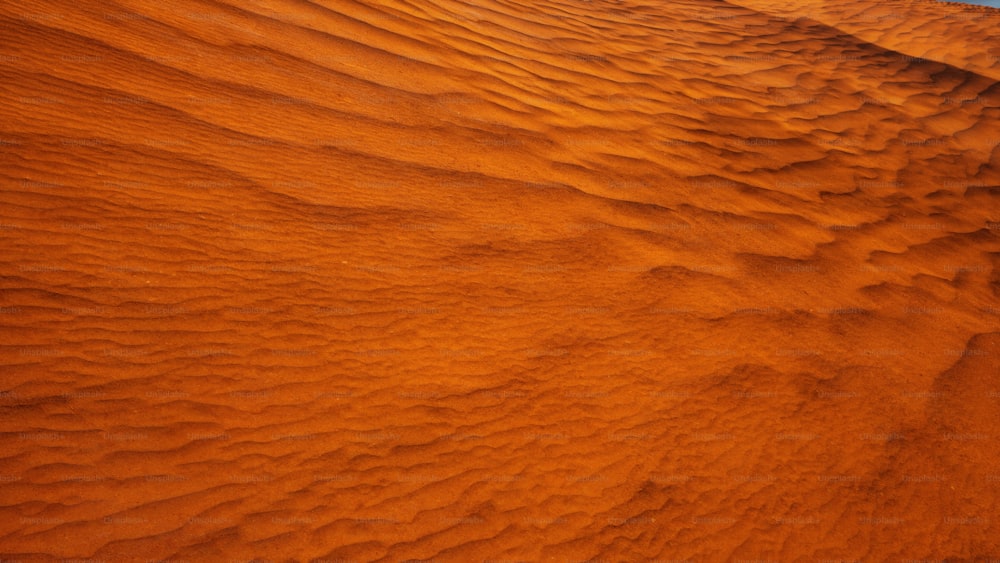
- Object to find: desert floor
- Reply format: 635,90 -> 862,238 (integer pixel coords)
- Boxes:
1,0 -> 999,560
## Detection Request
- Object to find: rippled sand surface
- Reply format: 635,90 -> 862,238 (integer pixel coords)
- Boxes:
1,0 -> 999,560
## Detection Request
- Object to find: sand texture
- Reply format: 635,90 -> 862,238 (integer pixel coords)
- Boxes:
1,0 -> 999,560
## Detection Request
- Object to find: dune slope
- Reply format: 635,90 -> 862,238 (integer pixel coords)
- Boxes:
1,0 -> 999,560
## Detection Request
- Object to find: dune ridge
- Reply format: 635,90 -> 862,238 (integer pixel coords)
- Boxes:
1,0 -> 999,560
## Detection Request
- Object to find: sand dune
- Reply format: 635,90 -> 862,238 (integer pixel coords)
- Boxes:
1,0 -> 999,560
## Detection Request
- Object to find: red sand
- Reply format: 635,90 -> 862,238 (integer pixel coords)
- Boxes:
1,0 -> 999,560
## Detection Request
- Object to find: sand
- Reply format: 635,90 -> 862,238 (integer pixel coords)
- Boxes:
1,0 -> 999,560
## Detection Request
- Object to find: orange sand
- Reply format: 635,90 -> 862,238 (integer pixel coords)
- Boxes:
1,0 -> 999,560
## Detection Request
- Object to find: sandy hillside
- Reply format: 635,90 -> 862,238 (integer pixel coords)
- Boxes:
1,0 -> 999,560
